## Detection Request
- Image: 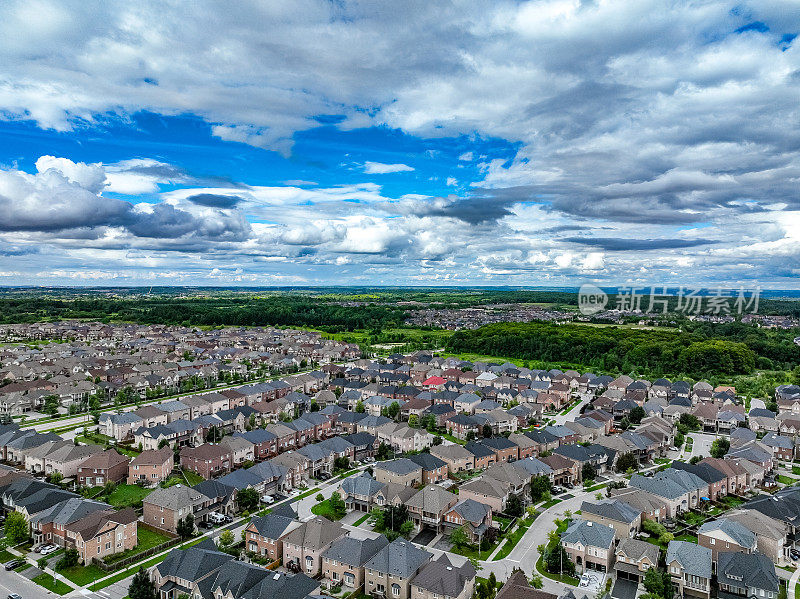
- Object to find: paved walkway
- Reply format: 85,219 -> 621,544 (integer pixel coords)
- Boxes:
789,567 -> 800,599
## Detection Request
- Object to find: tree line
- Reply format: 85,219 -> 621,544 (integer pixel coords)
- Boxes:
445,321 -> 800,379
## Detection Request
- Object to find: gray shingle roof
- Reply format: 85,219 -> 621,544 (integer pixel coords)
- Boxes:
249,513 -> 298,540
697,519 -> 756,549
666,540 -> 712,579
561,519 -> 615,549
581,499 -> 641,524
411,554 -> 476,596
717,551 -> 779,593
365,538 -> 432,578
322,535 -> 388,567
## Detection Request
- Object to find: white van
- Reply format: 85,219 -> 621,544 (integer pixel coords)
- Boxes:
208,512 -> 226,524
261,494 -> 275,504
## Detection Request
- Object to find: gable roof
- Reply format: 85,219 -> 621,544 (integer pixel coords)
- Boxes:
666,540 -> 712,579
364,538 -> 432,578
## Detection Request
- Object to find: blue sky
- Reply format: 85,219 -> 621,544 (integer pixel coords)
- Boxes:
0,1 -> 799,288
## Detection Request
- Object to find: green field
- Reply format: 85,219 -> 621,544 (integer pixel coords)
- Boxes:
106,484 -> 153,507
104,525 -> 173,564
33,572 -> 74,594
311,499 -> 346,521
58,563 -> 107,587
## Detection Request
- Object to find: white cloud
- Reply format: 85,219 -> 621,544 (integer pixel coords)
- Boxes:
363,162 -> 415,174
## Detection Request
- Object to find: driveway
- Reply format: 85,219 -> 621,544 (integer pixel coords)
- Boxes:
688,433 -> 717,460
411,529 -> 437,546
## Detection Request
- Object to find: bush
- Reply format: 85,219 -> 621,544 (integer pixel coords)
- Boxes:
56,548 -> 79,570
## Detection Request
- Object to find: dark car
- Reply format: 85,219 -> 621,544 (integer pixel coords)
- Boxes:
4,559 -> 24,571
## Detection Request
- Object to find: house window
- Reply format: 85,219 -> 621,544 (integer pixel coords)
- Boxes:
392,584 -> 401,596
305,556 -> 313,572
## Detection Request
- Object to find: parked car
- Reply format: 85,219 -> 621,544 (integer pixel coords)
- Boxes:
222,514 -> 233,523
8,593 -> 23,599
4,559 -> 24,571
199,520 -> 215,529
791,549 -> 800,561
39,544 -> 58,555
208,512 -> 226,524
261,494 -> 275,504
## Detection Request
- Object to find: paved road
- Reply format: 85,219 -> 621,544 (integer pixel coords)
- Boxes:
0,567 -> 57,599
476,488 -> 596,594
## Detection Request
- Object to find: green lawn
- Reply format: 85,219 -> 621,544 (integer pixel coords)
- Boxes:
450,540 -> 499,561
106,484 -> 153,507
540,499 -> 561,509
354,513 -> 371,526
559,401 -> 581,415
160,469 -> 204,488
295,487 -> 321,500
778,475 -> 795,485
535,556 -> 580,586
33,573 -> 73,595
792,466 -> 800,476
58,563 -> 107,587
104,525 -> 173,564
181,469 -> 205,486
0,548 -> 13,562
311,499 -> 346,521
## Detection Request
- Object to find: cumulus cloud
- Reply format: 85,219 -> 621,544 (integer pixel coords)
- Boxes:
1,2 -> 800,285
363,162 -> 415,174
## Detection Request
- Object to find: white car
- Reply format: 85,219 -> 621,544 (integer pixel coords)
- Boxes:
39,544 -> 58,555
207,512 -> 226,524
260,494 -> 275,504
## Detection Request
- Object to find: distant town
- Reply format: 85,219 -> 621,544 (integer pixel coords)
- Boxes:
0,320 -> 799,599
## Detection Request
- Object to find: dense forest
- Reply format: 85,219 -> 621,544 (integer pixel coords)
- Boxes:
0,297 -> 409,332
445,321 -> 800,380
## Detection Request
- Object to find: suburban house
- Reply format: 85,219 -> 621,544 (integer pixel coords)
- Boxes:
321,535 -> 389,592
443,498 -> 492,543
65,507 -> 139,564
282,516 -> 347,576
697,519 -> 756,563
339,471 -> 385,513
406,485 -> 458,532
430,444 -> 475,474
560,519 -> 616,574
410,554 -> 476,599
716,552 -> 779,599
364,538 -> 433,599
580,499 -> 642,540
614,538 -> 659,584
373,459 -> 423,487
76,449 -> 130,487
127,447 -> 174,486
142,484 -> 210,533
245,513 -> 301,562
666,540 -> 713,599
459,476 -> 511,513
408,453 -> 449,484
179,444 -> 233,479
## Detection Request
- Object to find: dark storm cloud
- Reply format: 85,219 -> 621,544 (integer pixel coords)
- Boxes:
421,196 -> 518,224
186,193 -> 243,208
564,237 -> 718,251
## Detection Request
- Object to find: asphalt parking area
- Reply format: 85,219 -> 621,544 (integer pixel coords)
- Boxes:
411,529 -> 437,546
